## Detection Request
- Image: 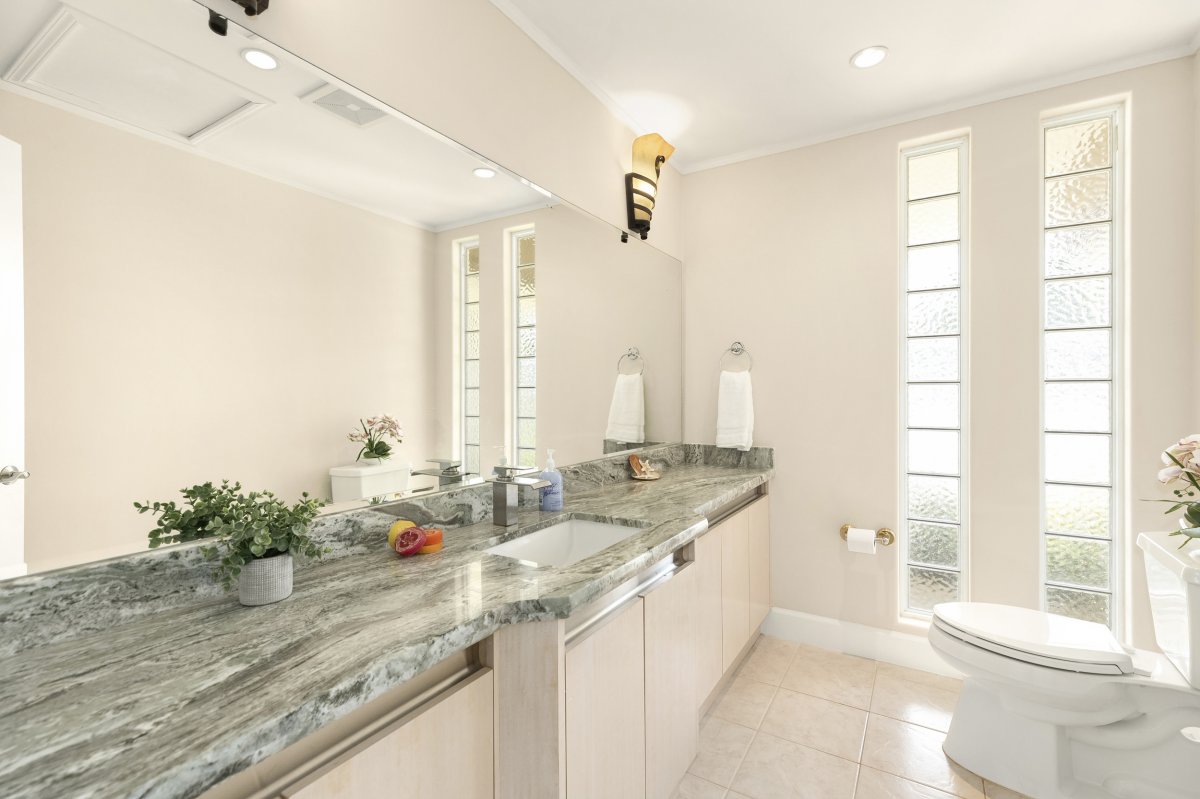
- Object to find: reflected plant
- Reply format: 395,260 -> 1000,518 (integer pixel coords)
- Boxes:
348,414 -> 404,461
1152,434 -> 1200,548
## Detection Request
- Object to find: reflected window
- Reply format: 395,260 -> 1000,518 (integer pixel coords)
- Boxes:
1041,108 -> 1122,629
461,241 -> 481,475
513,228 -> 536,467
900,137 -> 969,614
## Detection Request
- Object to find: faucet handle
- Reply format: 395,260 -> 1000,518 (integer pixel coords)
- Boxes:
491,464 -> 535,481
427,459 -> 462,474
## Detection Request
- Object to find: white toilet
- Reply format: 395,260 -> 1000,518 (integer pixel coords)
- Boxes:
928,530 -> 1200,799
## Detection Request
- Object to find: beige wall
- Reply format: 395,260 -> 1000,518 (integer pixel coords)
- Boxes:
681,58 -> 1196,648
435,207 -> 683,477
196,0 -> 685,262
3,90 -> 438,572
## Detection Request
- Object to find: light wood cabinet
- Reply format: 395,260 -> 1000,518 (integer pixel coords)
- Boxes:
643,563 -> 700,799
285,669 -> 494,799
748,497 -> 771,632
720,508 -> 751,672
565,599 -> 646,799
693,528 -> 724,706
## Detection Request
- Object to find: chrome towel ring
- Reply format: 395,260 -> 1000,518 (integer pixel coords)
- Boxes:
720,341 -> 753,372
617,347 -> 645,375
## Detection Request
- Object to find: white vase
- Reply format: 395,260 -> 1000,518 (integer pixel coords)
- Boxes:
238,553 -> 294,606
329,460 -> 412,502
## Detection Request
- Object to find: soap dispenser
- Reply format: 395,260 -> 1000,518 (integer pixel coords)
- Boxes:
539,449 -> 564,512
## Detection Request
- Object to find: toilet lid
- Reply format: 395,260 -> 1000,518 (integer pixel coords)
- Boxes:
932,602 -> 1133,675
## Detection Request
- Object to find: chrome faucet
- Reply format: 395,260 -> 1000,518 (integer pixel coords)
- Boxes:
487,464 -> 550,528
412,459 -> 471,487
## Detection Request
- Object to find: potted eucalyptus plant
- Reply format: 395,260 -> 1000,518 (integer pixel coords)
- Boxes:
137,482 -> 328,606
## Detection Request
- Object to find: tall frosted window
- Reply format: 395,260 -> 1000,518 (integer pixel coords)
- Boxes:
1041,108 -> 1121,628
513,229 -> 536,467
461,241 -> 481,476
900,138 -> 968,613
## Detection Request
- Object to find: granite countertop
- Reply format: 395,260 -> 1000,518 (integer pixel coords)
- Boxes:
0,446 -> 772,799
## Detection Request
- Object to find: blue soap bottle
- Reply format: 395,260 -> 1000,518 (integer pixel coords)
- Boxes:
540,449 -> 564,512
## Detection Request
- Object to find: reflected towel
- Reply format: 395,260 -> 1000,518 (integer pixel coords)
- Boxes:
715,370 -> 754,451
605,373 -> 645,443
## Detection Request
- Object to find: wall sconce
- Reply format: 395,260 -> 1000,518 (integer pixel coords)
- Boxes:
625,133 -> 675,240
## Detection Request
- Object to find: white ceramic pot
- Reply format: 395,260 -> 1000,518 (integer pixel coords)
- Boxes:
238,553 -> 294,606
329,460 -> 412,502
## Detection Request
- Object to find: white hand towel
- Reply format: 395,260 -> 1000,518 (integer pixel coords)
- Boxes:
715,369 -> 754,451
605,372 -> 645,443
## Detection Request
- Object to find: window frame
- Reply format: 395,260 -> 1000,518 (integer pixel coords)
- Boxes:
509,225 -> 536,468
458,237 -> 481,475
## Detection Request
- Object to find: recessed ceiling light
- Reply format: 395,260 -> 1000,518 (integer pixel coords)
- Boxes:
850,46 -> 888,69
241,48 -> 278,70
473,167 -> 496,179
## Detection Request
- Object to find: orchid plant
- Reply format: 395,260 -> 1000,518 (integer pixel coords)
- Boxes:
348,415 -> 404,461
1154,434 -> 1200,548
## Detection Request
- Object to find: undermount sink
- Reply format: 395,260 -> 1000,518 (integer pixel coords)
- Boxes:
485,518 -> 646,568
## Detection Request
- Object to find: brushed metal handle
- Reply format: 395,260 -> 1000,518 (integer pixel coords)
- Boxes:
0,465 -> 29,486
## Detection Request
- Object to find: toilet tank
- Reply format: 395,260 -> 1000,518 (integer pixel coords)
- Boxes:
1138,531 -> 1200,688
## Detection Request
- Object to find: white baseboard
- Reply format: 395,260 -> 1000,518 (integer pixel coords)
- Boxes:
762,606 -> 963,678
0,561 -> 28,580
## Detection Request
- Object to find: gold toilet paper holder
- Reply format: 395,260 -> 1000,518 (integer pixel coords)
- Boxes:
840,524 -> 895,547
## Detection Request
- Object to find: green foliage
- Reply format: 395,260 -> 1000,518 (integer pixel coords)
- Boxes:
136,483 -> 328,590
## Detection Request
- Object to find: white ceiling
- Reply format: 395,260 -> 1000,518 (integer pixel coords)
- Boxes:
493,0 -> 1200,173
0,0 -> 549,230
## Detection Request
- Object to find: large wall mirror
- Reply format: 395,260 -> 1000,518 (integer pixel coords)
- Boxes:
0,0 -> 682,574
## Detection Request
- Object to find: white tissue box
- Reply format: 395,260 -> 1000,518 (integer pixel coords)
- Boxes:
329,460 -> 411,502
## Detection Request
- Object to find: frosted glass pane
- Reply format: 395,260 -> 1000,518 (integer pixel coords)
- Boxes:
1045,586 -> 1110,626
518,448 -> 537,467
517,357 -> 536,388
908,567 -> 959,611
518,327 -> 536,356
518,296 -> 536,327
1045,276 -> 1110,329
465,445 -> 479,475
465,302 -> 480,332
907,196 -> 959,246
1045,382 -> 1110,433
1045,224 -> 1110,278
907,475 -> 959,523
908,384 -> 959,429
1045,118 -> 1111,177
907,337 -> 959,382
465,417 -> 479,444
465,273 -> 479,303
1045,433 -> 1110,484
1045,172 -> 1111,228
465,331 -> 480,359
518,418 -> 536,447
907,289 -> 959,336
1044,330 -> 1110,380
464,388 -> 479,417
465,246 -> 479,274
909,522 -> 958,568
1045,484 -> 1110,538
464,360 -> 479,389
1046,535 -> 1110,590
517,235 -> 536,266
908,429 -> 959,475
518,388 -> 536,417
518,266 -> 535,297
908,243 -> 959,291
908,149 -> 959,200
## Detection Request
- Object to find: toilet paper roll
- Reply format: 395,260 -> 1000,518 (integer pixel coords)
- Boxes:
845,527 -> 877,555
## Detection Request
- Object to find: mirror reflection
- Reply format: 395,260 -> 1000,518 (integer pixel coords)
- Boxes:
0,0 -> 682,575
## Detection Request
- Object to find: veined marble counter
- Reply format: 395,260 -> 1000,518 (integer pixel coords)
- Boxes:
0,444 -> 772,799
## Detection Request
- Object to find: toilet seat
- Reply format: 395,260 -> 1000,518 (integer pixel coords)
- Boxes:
932,602 -> 1133,675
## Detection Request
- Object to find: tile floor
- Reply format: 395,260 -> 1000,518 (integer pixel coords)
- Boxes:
674,636 -> 1031,799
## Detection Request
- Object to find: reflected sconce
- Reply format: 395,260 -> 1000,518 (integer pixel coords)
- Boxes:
625,133 -> 675,240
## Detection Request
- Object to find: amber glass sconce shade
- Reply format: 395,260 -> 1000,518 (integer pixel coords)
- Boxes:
625,133 -> 675,240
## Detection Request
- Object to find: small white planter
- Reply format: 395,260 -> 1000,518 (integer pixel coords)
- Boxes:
329,459 -> 412,502
238,553 -> 294,606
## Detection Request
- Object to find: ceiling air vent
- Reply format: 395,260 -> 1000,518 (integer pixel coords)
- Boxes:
305,85 -> 387,128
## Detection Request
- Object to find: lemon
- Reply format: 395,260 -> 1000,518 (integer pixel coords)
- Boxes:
387,519 -> 417,548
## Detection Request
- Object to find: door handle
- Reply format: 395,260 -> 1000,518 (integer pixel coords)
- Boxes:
0,465 -> 29,485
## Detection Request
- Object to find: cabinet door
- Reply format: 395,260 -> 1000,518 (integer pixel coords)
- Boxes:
748,497 -> 771,632
644,563 -> 700,799
566,599 -> 646,799
693,529 -> 723,706
720,509 -> 751,672
286,669 -> 493,799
